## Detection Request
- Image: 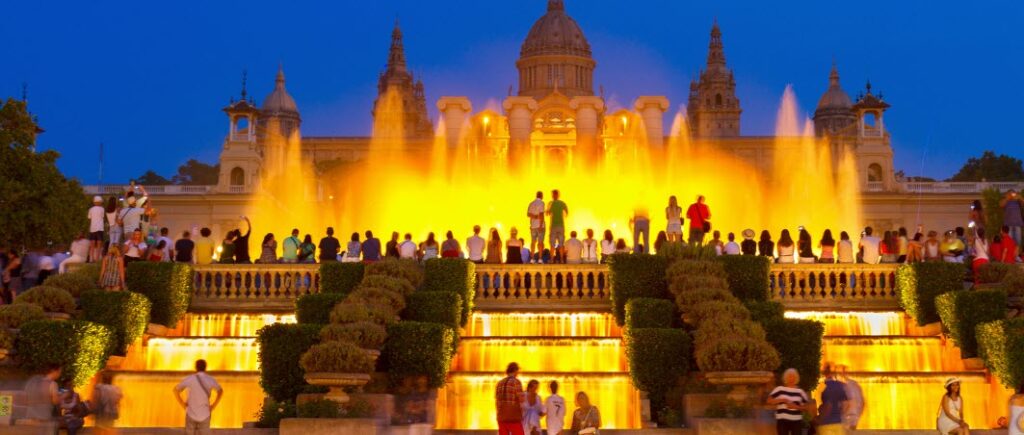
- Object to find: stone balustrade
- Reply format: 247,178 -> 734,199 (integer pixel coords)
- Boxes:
769,263 -> 900,309
472,263 -> 611,309
191,264 -> 320,311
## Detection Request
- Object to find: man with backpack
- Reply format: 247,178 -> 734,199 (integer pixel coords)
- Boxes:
174,359 -> 223,435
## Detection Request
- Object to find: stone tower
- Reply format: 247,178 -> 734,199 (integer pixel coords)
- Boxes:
516,0 -> 595,99
687,21 -> 742,138
373,20 -> 432,140
813,64 -> 857,136
216,72 -> 264,193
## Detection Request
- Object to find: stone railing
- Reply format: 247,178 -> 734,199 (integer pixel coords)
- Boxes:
473,263 -> 611,309
191,264 -> 320,311
83,185 -> 218,195
891,181 -> 1024,194
769,263 -> 901,309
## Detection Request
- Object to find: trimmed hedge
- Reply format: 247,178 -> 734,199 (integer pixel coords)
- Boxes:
80,290 -> 152,355
762,318 -> 824,391
694,318 -> 765,349
0,304 -> 47,329
625,328 -> 691,402
978,318 -> 1024,389
896,262 -> 965,326
365,259 -> 424,289
125,262 -> 192,327
405,291 -> 462,329
695,336 -> 780,372
300,341 -> 376,373
330,303 -> 398,326
14,286 -> 76,314
320,322 -> 388,350
936,289 -> 1007,358
296,293 -> 349,325
320,262 -> 364,295
1005,269 -> 1024,297
977,262 -> 1013,285
744,300 -> 785,323
256,323 -> 322,401
384,321 -> 455,388
423,258 -> 475,327
348,286 -> 406,312
361,275 -> 416,297
42,264 -> 99,297
609,254 -> 669,326
625,298 -> 676,329
717,255 -> 771,301
16,320 -> 112,387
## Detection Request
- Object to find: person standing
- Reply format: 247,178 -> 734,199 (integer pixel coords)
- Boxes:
1003,190 -> 1024,248
318,227 -> 341,262
175,231 -> 195,263
158,227 -> 173,263
547,190 -> 569,261
581,229 -> 598,264
117,196 -> 144,235
194,228 -> 215,265
685,195 -> 711,245
99,246 -> 126,290
22,365 -> 61,427
88,196 -> 106,262
527,192 -> 546,262
631,208 -> 650,254
522,380 -> 545,435
281,229 -> 301,263
565,231 -> 584,264
937,378 -> 970,435
362,231 -> 382,262
766,368 -> 811,435
817,364 -> 850,435
105,196 -> 123,251
1008,381 -> 1024,435
467,226 -> 486,263
545,381 -> 567,435
972,228 -> 990,282
570,391 -> 601,435
174,359 -> 223,435
1001,226 -> 1019,263
495,362 -> 525,435
232,216 -> 252,264
2,249 -> 22,306
666,195 -> 684,242
92,370 -> 123,435
385,232 -> 401,259
858,227 -> 881,264
839,365 -> 864,431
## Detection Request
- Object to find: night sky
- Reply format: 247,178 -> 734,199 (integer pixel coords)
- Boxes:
3,0 -> 1022,183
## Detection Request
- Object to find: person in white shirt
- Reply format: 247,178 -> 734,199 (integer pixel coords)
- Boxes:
581,229 -> 599,263
724,233 -> 741,255
174,359 -> 223,435
117,196 -> 145,235
858,227 -> 882,264
545,381 -> 567,435
159,227 -> 173,263
564,231 -> 584,264
837,231 -> 855,264
123,229 -> 148,263
60,233 -> 92,274
466,225 -> 486,263
37,254 -> 55,283
399,233 -> 418,260
527,192 -> 547,262
87,196 -> 106,262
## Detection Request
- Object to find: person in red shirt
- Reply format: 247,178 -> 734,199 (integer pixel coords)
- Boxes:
1001,226 -> 1018,263
685,195 -> 711,245
990,234 -> 1005,263
495,362 -> 524,435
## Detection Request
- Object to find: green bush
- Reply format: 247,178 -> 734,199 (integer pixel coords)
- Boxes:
694,318 -> 765,349
125,262 -> 192,327
319,262 -> 364,295
330,303 -> 398,326
703,398 -> 751,419
320,322 -> 388,350
1005,269 -> 1024,297
405,291 -> 462,329
256,323 -> 322,401
297,398 -> 342,419
348,286 -> 406,312
255,398 -> 296,428
16,320 -> 112,387
690,300 -> 750,326
300,341 -> 376,373
669,275 -> 731,297
743,300 -> 785,323
42,264 -> 99,297
977,262 -> 1013,285
80,290 -> 152,355
978,318 -> 1024,389
983,187 -> 1004,241
0,304 -> 47,329
609,254 -> 669,325
361,275 -> 416,297
384,321 -> 455,388
625,328 -> 691,403
897,262 -> 965,326
717,255 -> 771,301
422,258 -> 475,327
936,289 -> 1007,358
658,242 -> 717,262
625,298 -> 676,329
296,293 -> 349,325
675,288 -> 738,313
0,328 -> 14,349
666,260 -> 728,282
762,318 -> 824,391
365,259 -> 424,289
14,286 -> 75,314
695,335 -> 780,372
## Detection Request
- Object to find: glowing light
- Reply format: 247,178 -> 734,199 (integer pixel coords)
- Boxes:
122,338 -> 259,371
166,313 -> 296,337
465,312 -> 621,337
455,338 -> 627,372
785,311 -> 908,336
822,337 -> 964,372
112,372 -> 262,428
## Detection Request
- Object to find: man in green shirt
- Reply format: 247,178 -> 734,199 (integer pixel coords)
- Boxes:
547,189 -> 569,263
282,228 -> 301,263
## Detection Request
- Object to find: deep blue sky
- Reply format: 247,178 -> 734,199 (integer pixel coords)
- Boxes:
3,1 -> 1022,183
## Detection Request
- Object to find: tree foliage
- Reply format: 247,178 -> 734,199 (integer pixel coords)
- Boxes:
949,151 -> 1024,182
0,98 -> 87,247
171,158 -> 220,185
134,170 -> 171,185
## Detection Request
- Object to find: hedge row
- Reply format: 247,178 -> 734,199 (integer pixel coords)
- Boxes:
296,293 -> 349,325
625,328 -> 691,402
383,321 -> 455,389
422,259 -> 475,327
762,318 -> 824,392
256,323 -> 323,401
16,320 -> 112,387
936,289 -> 1007,359
319,263 -> 364,295
717,255 -> 771,301
125,262 -> 192,327
978,318 -> 1024,389
405,291 -> 462,330
625,298 -> 675,329
897,262 -> 965,326
609,254 -> 668,326
80,290 -> 151,355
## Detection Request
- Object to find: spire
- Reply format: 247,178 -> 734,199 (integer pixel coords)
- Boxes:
706,21 -> 726,68
387,19 -> 408,74
240,69 -> 248,100
548,0 -> 565,11
275,63 -> 286,87
829,62 -> 840,87
21,82 -> 28,102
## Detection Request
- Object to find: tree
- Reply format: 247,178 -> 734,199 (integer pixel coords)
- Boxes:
134,170 -> 170,185
949,151 -> 1024,182
171,159 -> 219,185
0,98 -> 87,248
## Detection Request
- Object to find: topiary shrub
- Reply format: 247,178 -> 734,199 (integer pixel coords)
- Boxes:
666,260 -> 728,284
422,258 -> 475,327
404,291 -> 462,329
42,264 -> 99,297
609,254 -> 669,326
80,289 -> 151,355
319,262 -> 364,295
762,318 -> 824,391
330,303 -> 398,326
255,398 -> 297,428
256,323 -> 322,401
14,286 -> 75,314
658,242 -> 717,263
695,335 -> 780,372
977,262 -> 1013,285
348,286 -> 406,313
743,300 -> 785,323
125,262 -> 192,327
625,328 -> 691,406
296,293 -> 349,325
361,275 -> 416,298
978,318 -> 1024,389
300,341 -> 376,373
936,288 -> 1007,358
669,275 -> 731,297
625,298 -> 676,329
365,259 -> 424,289
1005,269 -> 1024,297
0,304 -> 47,329
690,300 -> 750,326
320,322 -> 388,350
897,262 -> 965,326
384,321 -> 455,388
675,288 -> 739,313
694,318 -> 765,349
16,320 -> 112,387
717,255 -> 771,301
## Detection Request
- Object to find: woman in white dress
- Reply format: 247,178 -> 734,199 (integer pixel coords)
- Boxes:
937,378 -> 970,435
1009,381 -> 1024,435
521,379 -> 545,435
665,196 -> 683,242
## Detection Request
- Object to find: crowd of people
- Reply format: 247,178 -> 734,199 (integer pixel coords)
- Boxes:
495,362 -> 600,435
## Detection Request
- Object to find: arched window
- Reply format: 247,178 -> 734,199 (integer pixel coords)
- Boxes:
235,115 -> 249,131
715,94 -> 723,106
230,167 -> 245,186
867,163 -> 883,182
864,112 -> 878,127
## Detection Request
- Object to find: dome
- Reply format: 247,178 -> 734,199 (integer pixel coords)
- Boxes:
520,0 -> 591,58
262,68 -> 299,115
816,66 -> 852,110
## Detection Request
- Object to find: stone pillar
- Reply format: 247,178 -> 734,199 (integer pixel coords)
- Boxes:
436,97 -> 473,148
634,96 -> 670,148
570,96 -> 605,150
502,96 -> 538,147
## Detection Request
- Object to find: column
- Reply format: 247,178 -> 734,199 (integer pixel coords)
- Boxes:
570,96 -> 605,150
436,97 -> 473,148
502,96 -> 538,147
634,96 -> 670,148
